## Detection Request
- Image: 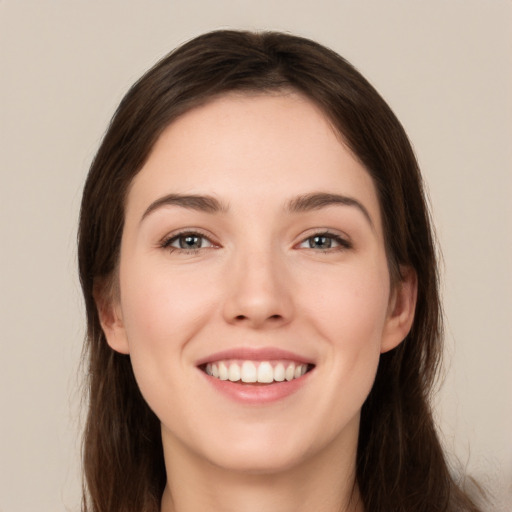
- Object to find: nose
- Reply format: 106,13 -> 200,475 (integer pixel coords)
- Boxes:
222,247 -> 294,329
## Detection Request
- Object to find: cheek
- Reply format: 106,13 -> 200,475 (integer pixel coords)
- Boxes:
302,262 -> 390,396
303,261 -> 390,346
119,259 -> 218,348
116,261 -> 218,403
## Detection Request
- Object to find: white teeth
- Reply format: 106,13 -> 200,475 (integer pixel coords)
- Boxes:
257,362 -> 274,383
228,362 -> 241,382
204,360 -> 309,383
274,363 -> 285,382
218,361 -> 228,380
241,361 -> 257,383
285,364 -> 295,381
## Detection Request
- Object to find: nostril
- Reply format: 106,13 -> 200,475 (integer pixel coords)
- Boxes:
233,314 -> 282,323
230,313 -> 287,326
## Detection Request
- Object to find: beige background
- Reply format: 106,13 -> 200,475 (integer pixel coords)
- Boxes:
1,1 -> 511,511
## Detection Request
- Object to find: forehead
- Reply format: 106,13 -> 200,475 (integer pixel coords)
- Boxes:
126,92 -> 382,227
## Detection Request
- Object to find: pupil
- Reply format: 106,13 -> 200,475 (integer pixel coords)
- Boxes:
180,235 -> 201,249
311,235 -> 331,249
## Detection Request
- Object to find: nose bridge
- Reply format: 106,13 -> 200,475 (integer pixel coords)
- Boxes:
223,239 -> 292,327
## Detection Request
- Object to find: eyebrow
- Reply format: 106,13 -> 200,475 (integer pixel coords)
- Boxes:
286,192 -> 374,229
141,193 -> 228,222
141,191 -> 374,229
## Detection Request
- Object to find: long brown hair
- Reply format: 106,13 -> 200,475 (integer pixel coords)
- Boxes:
78,30 -> 483,511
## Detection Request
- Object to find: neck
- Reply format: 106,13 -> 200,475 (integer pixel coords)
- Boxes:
160,426 -> 363,512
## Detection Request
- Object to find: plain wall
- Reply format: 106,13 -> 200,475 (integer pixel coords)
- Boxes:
1,1 -> 510,511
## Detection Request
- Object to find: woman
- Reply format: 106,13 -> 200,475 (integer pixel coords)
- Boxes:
78,30 -> 484,511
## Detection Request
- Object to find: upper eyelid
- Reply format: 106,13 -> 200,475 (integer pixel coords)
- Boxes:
296,228 -> 351,243
160,228 -> 218,247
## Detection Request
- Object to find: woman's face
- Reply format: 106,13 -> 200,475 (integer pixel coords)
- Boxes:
100,92 -> 415,474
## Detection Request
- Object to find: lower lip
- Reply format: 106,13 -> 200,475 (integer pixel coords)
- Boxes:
200,370 -> 312,404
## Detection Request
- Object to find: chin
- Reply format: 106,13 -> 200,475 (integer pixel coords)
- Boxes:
190,421 -> 329,476
207,444 -> 308,476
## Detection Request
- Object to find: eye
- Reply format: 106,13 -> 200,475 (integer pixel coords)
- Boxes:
298,232 -> 351,251
161,231 -> 215,253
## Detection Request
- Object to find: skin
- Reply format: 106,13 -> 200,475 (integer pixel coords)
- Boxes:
98,92 -> 417,512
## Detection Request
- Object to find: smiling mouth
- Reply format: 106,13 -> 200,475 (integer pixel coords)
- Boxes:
201,360 -> 315,384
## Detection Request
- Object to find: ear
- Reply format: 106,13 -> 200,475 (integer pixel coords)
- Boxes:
93,279 -> 130,355
380,266 -> 418,353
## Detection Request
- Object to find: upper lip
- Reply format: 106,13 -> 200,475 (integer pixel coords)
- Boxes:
195,347 -> 315,367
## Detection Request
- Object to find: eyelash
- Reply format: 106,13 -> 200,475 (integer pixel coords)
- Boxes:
298,231 -> 352,252
160,230 -> 218,255
159,230 -> 352,255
